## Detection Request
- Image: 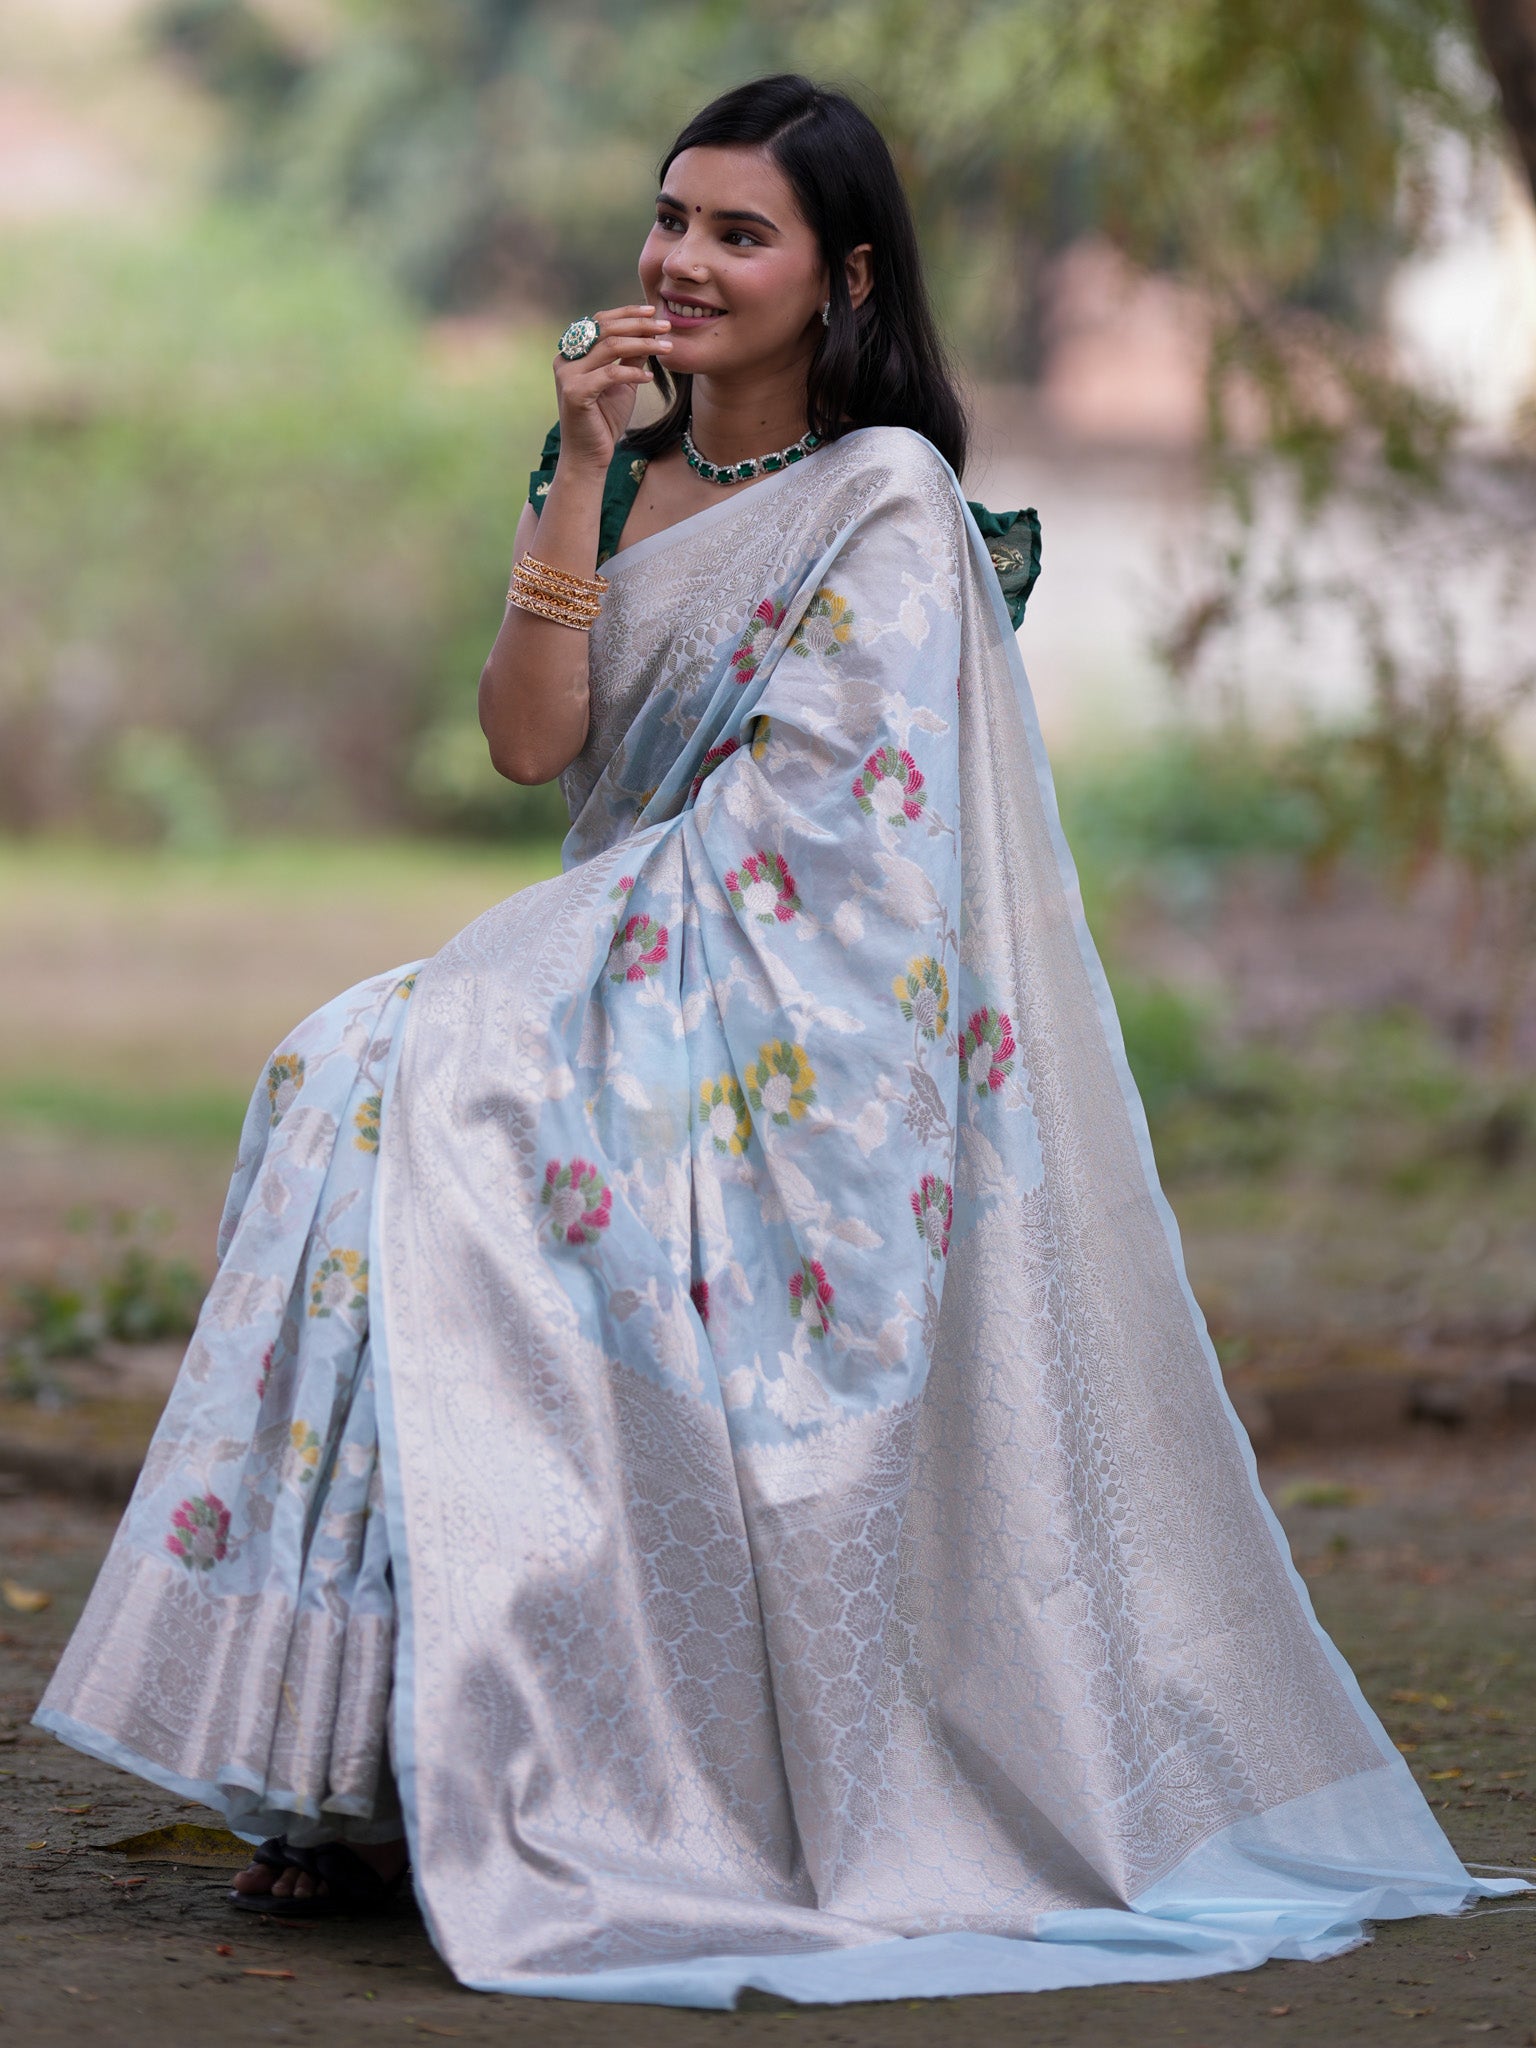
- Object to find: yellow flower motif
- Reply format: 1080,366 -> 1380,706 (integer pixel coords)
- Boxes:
791,588 -> 854,660
354,1093 -> 382,1152
265,1053 -> 305,1126
308,1248 -> 367,1320
892,955 -> 950,1041
744,1039 -> 817,1128
699,1073 -> 752,1156
289,1420 -> 321,1482
750,716 -> 771,762
396,973 -> 417,999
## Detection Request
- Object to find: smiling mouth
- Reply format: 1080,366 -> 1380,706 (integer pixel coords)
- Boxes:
661,296 -> 725,320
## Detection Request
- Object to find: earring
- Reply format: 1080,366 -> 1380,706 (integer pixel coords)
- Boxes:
821,301 -> 830,326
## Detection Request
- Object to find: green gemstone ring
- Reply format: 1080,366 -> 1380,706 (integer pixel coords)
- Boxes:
558,316 -> 602,361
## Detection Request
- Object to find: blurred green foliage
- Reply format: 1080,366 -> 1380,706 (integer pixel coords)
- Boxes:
3,1208 -> 205,1400
1135,1003 -> 1535,1188
147,0 -> 1492,480
0,0 -> 1521,841
0,210 -> 560,838
1056,728 -> 1536,1181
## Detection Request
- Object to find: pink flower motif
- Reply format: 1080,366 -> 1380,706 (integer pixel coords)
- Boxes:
788,1257 -> 834,1340
690,1277 -> 710,1324
723,849 -> 801,925
731,597 -> 787,683
851,744 -> 927,826
255,1343 -> 274,1401
910,1175 -> 954,1260
608,873 -> 635,902
690,736 -> 740,801
607,912 -> 669,984
166,1493 -> 231,1572
958,1006 -> 1016,1096
541,1156 -> 613,1246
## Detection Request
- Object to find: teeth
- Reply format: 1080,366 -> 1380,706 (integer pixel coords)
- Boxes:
664,299 -> 722,318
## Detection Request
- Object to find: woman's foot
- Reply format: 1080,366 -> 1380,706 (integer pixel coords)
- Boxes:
232,1835 -> 408,1907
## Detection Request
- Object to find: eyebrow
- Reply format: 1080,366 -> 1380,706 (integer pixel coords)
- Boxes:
655,191 -> 781,233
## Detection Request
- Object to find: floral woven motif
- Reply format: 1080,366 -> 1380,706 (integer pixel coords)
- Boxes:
165,1493 -> 230,1571
354,1093 -> 382,1151
910,1174 -> 953,1260
743,1040 -> 816,1128
309,1248 -> 367,1319
724,850 -> 801,925
893,955 -> 950,1041
699,1074 -> 751,1157
790,587 -> 853,659
540,1158 -> 612,1246
787,1256 -> 835,1337
608,912 -> 669,984
731,597 -> 787,683
265,1053 -> 305,1125
852,744 -> 926,826
958,1005 -> 1016,1096
690,736 -> 740,801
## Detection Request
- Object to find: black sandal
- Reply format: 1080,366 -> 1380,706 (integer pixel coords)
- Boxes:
228,1834 -> 411,1919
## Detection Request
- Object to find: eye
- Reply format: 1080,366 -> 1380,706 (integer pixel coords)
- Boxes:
655,210 -> 684,232
723,229 -> 760,247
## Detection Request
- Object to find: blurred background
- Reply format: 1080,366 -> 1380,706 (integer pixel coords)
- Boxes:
4,0 -> 1536,1463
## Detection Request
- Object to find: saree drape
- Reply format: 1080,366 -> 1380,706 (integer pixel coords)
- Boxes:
38,428 -> 1519,2004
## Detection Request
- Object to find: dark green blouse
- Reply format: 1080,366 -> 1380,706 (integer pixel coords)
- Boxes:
527,421 -> 1041,630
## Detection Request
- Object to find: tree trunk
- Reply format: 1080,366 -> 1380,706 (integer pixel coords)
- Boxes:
1468,0 -> 1536,202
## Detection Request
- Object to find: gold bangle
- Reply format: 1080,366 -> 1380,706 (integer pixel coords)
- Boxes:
515,552 -> 608,601
506,585 -> 598,632
506,552 -> 605,631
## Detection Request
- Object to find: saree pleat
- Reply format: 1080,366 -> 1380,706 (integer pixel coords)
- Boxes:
40,964 -> 413,1843
40,426 -> 1522,1998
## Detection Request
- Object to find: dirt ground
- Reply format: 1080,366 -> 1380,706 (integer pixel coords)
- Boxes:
1,1439 -> 1531,2047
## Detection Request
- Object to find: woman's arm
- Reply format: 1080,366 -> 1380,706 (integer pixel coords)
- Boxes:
478,303 -> 670,787
478,469 -> 606,785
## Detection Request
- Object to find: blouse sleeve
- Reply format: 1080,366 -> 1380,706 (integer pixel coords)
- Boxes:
527,420 -> 564,517
965,501 -> 1042,630
526,419 -> 649,565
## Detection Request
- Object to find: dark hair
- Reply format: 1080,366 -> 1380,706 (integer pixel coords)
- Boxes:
624,74 -> 969,477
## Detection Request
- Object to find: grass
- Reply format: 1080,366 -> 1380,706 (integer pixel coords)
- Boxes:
0,832 -> 566,903
0,1078 -> 249,1149
3,797 -> 1533,1360
0,833 -> 566,1301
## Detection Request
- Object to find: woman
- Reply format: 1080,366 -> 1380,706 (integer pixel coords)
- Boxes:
37,75 -> 1517,2007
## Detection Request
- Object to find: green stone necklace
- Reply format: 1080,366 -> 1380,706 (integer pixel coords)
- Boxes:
681,418 -> 821,486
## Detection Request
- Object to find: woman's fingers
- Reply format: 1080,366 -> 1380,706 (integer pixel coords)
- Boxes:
592,303 -> 670,333
550,305 -> 665,455
555,306 -> 670,355
559,334 -> 670,379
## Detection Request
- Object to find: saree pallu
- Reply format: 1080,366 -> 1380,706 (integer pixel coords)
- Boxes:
38,428 -> 1518,2003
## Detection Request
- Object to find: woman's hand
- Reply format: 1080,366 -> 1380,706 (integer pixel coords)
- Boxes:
554,305 -> 672,472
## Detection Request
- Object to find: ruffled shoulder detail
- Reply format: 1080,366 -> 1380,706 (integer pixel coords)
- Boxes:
964,501 -> 1042,630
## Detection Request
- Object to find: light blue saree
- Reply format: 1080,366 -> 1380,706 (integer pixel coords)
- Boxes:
38,428 -> 1520,2003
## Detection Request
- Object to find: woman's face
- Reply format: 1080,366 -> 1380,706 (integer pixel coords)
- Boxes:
637,144 -> 842,383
